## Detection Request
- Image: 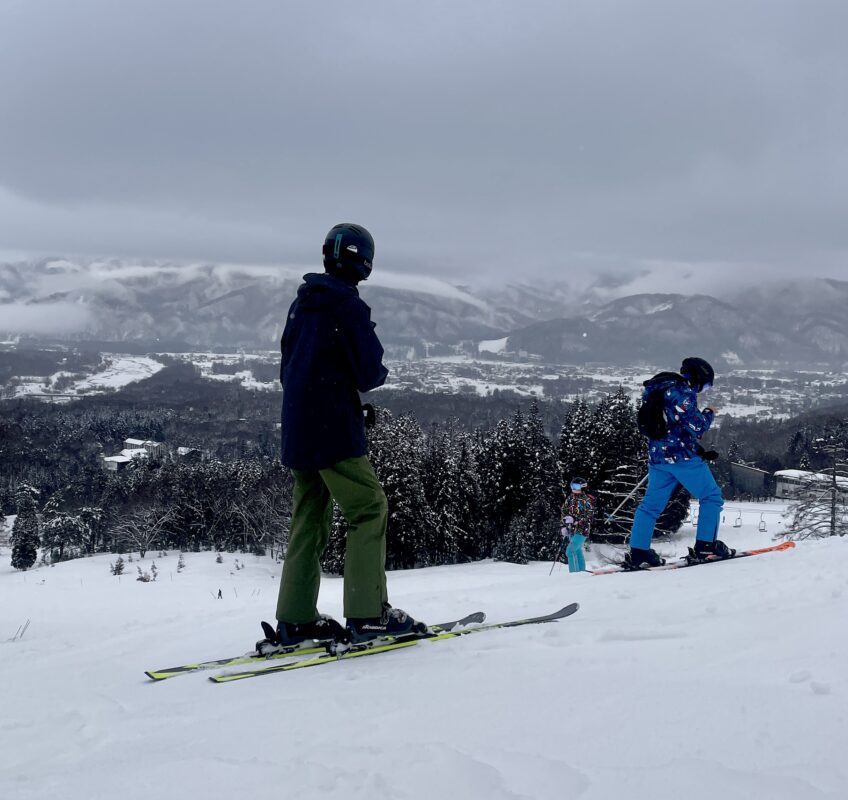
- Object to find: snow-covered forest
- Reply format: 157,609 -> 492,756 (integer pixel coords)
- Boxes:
7,374 -> 848,574
3,391 -> 684,571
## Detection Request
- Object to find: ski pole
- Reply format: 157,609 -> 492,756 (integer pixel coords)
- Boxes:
549,534 -> 568,575
604,474 -> 649,523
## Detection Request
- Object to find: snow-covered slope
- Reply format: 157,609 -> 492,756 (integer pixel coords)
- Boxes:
0,509 -> 846,799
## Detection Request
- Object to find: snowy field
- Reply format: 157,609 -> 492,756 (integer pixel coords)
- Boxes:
6,349 -> 844,417
9,355 -> 164,398
1,507 -> 846,800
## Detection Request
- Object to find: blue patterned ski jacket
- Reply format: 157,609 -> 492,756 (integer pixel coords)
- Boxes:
644,374 -> 714,465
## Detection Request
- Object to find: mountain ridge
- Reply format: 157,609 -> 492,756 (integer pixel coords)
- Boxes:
2,259 -> 847,366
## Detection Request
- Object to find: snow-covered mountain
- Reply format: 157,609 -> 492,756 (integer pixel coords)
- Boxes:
0,258 -> 543,348
2,259 -> 848,366
505,292 -> 818,367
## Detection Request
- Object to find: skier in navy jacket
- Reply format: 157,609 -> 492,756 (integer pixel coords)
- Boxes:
270,223 -> 427,650
279,271 -> 388,470
627,357 -> 734,569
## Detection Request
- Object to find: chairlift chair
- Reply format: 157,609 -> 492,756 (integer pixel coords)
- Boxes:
733,511 -> 743,528
759,513 -> 767,532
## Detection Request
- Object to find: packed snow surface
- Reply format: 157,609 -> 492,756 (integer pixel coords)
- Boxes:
1,508 -> 846,799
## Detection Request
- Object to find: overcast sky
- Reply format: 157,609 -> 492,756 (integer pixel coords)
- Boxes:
0,0 -> 846,291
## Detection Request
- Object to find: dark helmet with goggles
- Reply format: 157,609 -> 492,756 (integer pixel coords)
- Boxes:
322,223 -> 375,283
680,357 -> 714,391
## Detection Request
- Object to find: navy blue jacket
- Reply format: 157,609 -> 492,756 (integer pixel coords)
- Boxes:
645,374 -> 715,465
280,273 -> 388,470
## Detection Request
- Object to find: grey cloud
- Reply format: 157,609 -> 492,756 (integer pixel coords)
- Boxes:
0,301 -> 93,335
0,0 -> 846,284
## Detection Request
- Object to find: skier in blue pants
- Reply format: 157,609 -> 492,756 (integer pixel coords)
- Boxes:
565,532 -> 587,573
627,357 -> 735,569
560,477 -> 594,573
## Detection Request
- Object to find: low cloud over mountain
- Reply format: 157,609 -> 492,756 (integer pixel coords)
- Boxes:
2,259 -> 847,367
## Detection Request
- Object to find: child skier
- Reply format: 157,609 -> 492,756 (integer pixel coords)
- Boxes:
627,357 -> 734,569
560,477 -> 595,572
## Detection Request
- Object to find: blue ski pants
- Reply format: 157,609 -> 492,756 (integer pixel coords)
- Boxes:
566,533 -> 586,572
630,459 -> 724,550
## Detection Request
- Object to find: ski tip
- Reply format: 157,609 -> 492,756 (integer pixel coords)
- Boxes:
145,671 -> 168,681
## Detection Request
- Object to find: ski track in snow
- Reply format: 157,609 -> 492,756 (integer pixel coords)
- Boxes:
0,511 -> 846,800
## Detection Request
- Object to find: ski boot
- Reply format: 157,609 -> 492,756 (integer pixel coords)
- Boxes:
687,539 -> 736,564
344,605 -> 428,648
624,547 -> 666,570
255,614 -> 349,656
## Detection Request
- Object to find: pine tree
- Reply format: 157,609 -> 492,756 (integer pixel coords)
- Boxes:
421,423 -> 458,565
558,399 -> 596,486
494,514 -> 530,565
655,484 -> 690,537
320,503 -> 348,575
420,421 -> 482,565
591,388 -> 646,541
479,412 -> 533,552
727,439 -> 741,464
367,410 -> 434,569
451,436 -> 483,562
600,461 -> 646,540
11,486 -> 40,571
523,400 -> 563,559
40,510 -> 85,562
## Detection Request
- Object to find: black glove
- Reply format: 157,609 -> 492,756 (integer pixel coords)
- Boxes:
696,443 -> 719,461
362,403 -> 376,429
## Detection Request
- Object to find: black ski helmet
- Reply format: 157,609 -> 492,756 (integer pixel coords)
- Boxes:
569,476 -> 588,491
680,357 -> 714,390
322,223 -> 374,282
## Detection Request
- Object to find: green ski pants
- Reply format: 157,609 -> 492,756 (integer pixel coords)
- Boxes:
276,456 -> 388,623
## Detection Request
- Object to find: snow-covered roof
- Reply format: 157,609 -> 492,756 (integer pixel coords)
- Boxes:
124,438 -> 146,446
120,448 -> 149,459
103,455 -> 132,464
774,469 -> 848,488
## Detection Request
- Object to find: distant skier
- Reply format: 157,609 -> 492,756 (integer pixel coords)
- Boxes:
272,223 -> 427,647
627,357 -> 734,569
561,477 -> 595,572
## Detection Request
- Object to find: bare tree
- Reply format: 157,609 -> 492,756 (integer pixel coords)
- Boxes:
788,433 -> 848,539
254,486 -> 290,560
113,506 -> 174,558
